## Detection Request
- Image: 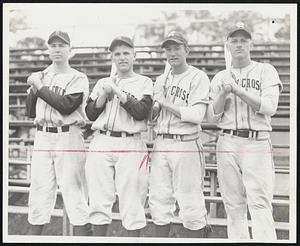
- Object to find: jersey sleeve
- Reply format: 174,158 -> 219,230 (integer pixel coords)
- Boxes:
188,71 -> 210,106
142,77 -> 154,97
261,63 -> 283,92
153,75 -> 164,96
209,71 -> 224,100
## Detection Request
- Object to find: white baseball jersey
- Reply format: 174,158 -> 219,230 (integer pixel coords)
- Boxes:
27,64 -> 90,226
85,73 -> 153,230
89,74 -> 153,133
211,60 -> 281,240
154,65 -> 210,134
34,65 -> 90,127
210,61 -> 282,131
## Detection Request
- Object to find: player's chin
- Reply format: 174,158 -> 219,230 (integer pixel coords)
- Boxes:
51,57 -> 65,62
118,66 -> 130,73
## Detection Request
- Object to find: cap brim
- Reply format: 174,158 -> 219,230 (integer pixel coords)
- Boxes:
109,40 -> 133,51
228,29 -> 251,39
48,35 -> 70,45
161,38 -> 185,48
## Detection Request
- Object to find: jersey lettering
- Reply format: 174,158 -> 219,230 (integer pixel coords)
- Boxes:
169,85 -> 189,102
238,78 -> 261,91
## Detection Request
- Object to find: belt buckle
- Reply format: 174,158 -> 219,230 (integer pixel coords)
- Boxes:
121,132 -> 126,138
106,131 -> 110,136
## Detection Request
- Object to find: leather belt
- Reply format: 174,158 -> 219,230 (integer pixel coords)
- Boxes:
223,129 -> 258,138
99,130 -> 134,138
157,133 -> 199,141
37,125 -> 69,133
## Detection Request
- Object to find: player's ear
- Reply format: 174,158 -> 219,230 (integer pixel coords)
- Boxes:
185,45 -> 190,55
133,50 -> 136,61
249,40 -> 254,49
69,48 -> 75,59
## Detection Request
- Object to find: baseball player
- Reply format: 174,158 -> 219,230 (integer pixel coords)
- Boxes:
25,31 -> 90,236
149,31 -> 210,238
206,22 -> 282,241
84,36 -> 153,237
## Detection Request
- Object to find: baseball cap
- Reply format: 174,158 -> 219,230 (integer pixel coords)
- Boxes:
161,31 -> 188,48
227,22 -> 252,39
109,36 -> 134,51
48,30 -> 71,45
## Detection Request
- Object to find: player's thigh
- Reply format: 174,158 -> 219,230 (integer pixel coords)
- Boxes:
216,135 -> 246,203
149,140 -> 173,191
171,141 -> 203,195
54,128 -> 86,186
242,139 -> 274,204
30,132 -> 56,187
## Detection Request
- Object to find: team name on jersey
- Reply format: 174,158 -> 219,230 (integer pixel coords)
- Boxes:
236,78 -> 261,91
168,85 -> 189,103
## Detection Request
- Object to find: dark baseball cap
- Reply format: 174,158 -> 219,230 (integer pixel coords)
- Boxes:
227,22 -> 252,39
161,31 -> 188,48
48,30 -> 71,45
109,36 -> 134,51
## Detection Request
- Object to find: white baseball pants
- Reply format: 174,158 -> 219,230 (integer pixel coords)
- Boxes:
149,138 -> 207,230
85,133 -> 149,230
28,126 -> 90,226
216,133 -> 277,241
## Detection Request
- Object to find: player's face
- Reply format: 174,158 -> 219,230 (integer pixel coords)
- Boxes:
48,38 -> 71,63
111,45 -> 135,73
227,32 -> 252,60
164,42 -> 189,68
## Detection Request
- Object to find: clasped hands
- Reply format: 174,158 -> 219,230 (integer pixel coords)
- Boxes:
27,72 -> 44,92
98,78 -> 118,101
219,72 -> 240,94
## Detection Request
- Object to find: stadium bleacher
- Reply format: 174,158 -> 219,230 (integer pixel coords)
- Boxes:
8,43 -> 290,238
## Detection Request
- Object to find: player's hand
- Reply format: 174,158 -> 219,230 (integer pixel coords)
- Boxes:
102,80 -> 116,101
221,73 -> 238,94
27,72 -> 43,90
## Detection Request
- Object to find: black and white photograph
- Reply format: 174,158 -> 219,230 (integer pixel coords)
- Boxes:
3,3 -> 297,243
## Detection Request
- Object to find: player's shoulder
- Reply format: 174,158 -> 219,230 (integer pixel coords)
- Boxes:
133,73 -> 152,82
260,62 -> 278,73
70,68 -> 89,80
189,65 -> 209,79
212,69 -> 227,79
189,65 -> 210,82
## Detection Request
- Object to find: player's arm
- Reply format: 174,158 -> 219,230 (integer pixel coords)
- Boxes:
149,75 -> 167,121
85,81 -> 108,121
228,64 -> 281,116
36,87 -> 83,115
160,101 -> 207,124
85,96 -> 107,121
120,94 -> 153,121
160,72 -> 209,124
25,87 -> 38,118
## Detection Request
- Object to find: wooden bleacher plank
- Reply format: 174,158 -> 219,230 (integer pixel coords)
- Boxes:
9,62 -> 291,72
8,186 -> 289,208
9,55 -> 291,64
8,205 -> 63,217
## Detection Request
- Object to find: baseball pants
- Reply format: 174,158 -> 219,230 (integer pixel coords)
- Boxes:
216,133 -> 277,241
28,126 -> 90,226
85,132 -> 149,230
149,137 -> 207,230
